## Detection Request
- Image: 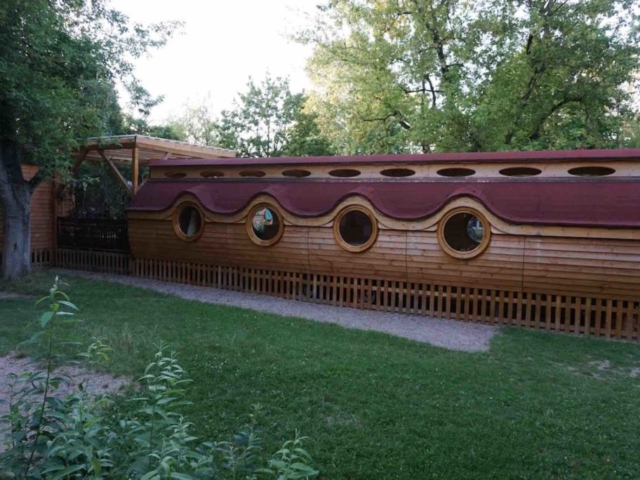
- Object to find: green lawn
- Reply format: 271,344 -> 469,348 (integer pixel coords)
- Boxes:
2,272 -> 640,479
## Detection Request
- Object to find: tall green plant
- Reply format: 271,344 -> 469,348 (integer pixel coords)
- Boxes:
0,280 -> 320,479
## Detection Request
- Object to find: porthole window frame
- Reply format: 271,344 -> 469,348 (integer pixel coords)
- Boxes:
172,202 -> 205,242
245,203 -> 285,247
329,168 -> 361,178
437,167 -> 476,178
239,170 -> 266,178
499,167 -> 542,177
333,205 -> 379,253
282,169 -> 312,178
437,207 -> 491,260
165,172 -> 187,179
201,170 -> 225,178
568,166 -> 615,177
380,168 -> 416,178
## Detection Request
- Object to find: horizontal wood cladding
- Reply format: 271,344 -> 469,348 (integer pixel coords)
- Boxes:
0,166 -> 53,252
407,232 -> 525,291
129,219 -> 309,271
129,217 -> 640,299
308,227 -> 406,279
523,237 -> 640,297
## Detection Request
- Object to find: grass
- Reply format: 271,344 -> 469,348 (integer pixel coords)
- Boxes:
2,272 -> 640,479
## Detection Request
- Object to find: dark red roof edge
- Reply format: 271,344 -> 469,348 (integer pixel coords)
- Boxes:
150,148 -> 640,168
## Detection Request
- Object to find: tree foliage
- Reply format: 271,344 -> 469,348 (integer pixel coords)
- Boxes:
169,75 -> 334,157
300,0 -> 640,154
0,0 -> 179,278
0,0 -> 180,179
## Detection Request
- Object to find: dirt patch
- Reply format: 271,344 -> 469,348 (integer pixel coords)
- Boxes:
567,359 -> 640,380
0,354 -> 130,449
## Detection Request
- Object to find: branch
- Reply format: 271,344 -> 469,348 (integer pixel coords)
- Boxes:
528,97 -> 581,141
27,168 -> 47,193
425,74 -> 438,108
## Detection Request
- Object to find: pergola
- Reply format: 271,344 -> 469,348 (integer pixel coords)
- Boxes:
71,135 -> 236,196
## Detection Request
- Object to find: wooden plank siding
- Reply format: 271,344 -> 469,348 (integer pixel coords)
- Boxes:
0,165 -> 53,266
128,217 -> 640,301
53,216 -> 636,341
308,228 -> 406,279
523,237 -> 640,298
407,232 -> 525,291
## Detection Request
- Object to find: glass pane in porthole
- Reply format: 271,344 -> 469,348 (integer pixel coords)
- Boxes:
443,212 -> 484,252
252,207 -> 280,241
179,207 -> 201,238
339,210 -> 373,246
466,216 -> 485,243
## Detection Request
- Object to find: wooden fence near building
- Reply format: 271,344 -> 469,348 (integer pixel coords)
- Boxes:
54,249 -> 639,341
0,248 -> 52,269
57,218 -> 129,252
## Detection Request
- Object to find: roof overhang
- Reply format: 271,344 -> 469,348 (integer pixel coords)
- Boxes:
80,135 -> 236,165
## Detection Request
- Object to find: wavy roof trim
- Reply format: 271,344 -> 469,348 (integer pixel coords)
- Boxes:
129,180 -> 640,229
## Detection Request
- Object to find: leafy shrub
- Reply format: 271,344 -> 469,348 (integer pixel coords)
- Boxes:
0,278 -> 319,479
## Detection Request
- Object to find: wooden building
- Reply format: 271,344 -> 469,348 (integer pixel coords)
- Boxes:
127,149 -> 640,340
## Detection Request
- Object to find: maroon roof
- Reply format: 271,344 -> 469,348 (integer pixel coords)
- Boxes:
129,179 -> 640,229
150,148 -> 640,168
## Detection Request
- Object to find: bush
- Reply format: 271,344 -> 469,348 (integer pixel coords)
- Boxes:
0,278 -> 319,479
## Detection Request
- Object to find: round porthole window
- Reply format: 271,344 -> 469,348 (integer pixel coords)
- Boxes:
246,204 -> 284,247
173,204 -> 204,241
333,206 -> 378,253
438,208 -> 490,259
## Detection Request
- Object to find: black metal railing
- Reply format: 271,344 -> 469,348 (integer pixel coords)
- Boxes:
57,217 -> 130,252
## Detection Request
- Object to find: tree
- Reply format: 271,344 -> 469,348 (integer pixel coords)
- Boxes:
299,0 -> 640,154
167,96 -> 221,146
167,75 -> 334,157
216,75 -> 334,157
0,0 -> 179,279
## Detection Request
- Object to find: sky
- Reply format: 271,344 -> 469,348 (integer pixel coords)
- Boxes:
109,0 -> 319,123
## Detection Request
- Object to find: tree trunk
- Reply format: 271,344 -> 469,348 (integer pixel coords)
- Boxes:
0,143 -> 32,281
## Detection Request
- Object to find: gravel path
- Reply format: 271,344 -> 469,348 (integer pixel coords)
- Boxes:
55,269 -> 497,352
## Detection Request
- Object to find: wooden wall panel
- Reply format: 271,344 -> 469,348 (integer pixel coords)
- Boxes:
224,224 -> 309,271
0,165 -> 53,253
308,227 -> 407,279
406,232 -> 525,291
128,217 -> 640,305
129,219 -> 230,265
30,177 -> 53,250
523,237 -> 640,297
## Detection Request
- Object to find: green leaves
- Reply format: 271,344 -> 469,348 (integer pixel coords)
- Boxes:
168,75 -> 334,158
302,0 -> 640,153
0,282 -> 321,479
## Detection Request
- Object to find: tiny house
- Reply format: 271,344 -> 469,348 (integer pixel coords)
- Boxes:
127,149 -> 640,339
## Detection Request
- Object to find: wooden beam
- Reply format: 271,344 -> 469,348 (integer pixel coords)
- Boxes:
99,151 -> 132,195
132,146 -> 140,196
136,136 -> 236,159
